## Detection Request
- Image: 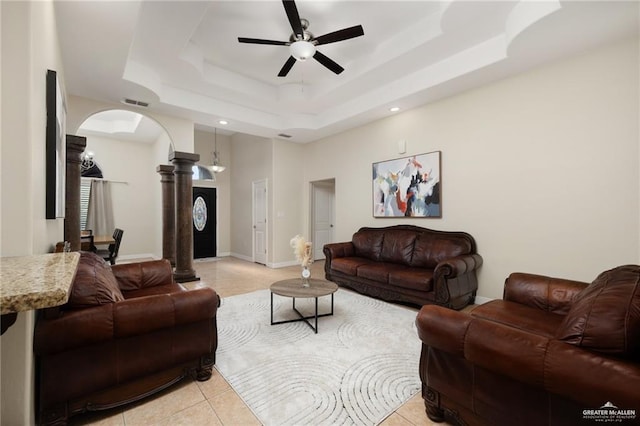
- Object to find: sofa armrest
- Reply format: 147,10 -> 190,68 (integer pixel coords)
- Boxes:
114,287 -> 218,337
417,305 -> 548,387
504,273 -> 588,315
545,340 -> 640,408
417,305 -> 640,408
34,287 -> 218,355
434,254 -> 483,278
112,259 -> 174,291
416,305 -> 472,357
432,254 -> 483,307
323,242 -> 355,260
323,242 -> 355,277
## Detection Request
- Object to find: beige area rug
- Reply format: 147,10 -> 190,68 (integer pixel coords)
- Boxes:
215,288 -> 422,426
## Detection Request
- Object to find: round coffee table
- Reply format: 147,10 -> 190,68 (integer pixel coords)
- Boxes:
270,278 -> 338,334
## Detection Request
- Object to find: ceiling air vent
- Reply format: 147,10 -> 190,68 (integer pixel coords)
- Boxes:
277,133 -> 292,138
121,98 -> 149,108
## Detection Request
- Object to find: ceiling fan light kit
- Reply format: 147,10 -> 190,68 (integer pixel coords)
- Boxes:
290,40 -> 316,61
238,0 -> 364,77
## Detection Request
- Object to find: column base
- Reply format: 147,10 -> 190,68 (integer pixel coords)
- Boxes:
174,271 -> 200,283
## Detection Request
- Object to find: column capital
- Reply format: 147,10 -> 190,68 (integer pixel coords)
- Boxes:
156,164 -> 175,174
169,151 -> 200,164
66,134 -> 87,154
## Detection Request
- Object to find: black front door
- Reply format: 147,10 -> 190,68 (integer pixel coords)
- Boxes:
193,187 -> 217,259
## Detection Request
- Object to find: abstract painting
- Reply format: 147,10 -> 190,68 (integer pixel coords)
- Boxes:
373,151 -> 441,217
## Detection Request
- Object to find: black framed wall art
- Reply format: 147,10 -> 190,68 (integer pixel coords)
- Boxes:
46,69 -> 66,219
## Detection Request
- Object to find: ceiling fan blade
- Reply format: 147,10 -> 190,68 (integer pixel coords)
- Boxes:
313,25 -> 364,46
282,0 -> 304,39
313,51 -> 344,75
238,37 -> 288,46
278,56 -> 297,77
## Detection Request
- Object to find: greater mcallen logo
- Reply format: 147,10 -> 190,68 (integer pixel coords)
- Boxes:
582,402 -> 636,423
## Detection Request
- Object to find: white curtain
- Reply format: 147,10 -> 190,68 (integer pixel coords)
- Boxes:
86,180 -> 115,237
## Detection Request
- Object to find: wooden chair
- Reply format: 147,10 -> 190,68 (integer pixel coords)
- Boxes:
80,234 -> 96,252
97,228 -> 124,265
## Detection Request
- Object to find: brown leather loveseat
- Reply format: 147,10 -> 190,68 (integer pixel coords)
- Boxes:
324,225 -> 482,309
416,265 -> 640,425
34,252 -> 219,425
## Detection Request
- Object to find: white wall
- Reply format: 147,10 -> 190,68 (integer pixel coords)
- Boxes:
194,130 -> 231,256
1,1 -> 65,424
302,38 -> 640,300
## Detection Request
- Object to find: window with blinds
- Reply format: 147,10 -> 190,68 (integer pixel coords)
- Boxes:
80,178 -> 92,230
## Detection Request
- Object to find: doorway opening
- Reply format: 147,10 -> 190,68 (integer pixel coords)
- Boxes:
252,179 -> 268,265
310,179 -> 335,260
193,186 -> 217,259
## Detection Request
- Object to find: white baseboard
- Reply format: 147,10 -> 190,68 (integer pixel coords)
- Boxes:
230,252 -> 253,263
270,260 -> 298,269
117,253 -> 158,262
227,253 -> 298,269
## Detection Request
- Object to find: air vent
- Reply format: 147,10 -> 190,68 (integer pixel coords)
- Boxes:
121,98 -> 149,108
277,133 -> 292,138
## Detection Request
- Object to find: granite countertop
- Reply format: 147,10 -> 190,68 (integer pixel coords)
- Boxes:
0,252 -> 80,314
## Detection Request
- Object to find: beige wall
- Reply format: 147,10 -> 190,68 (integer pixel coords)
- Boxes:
230,133 -> 273,261
302,38 -> 640,301
1,1 -> 65,424
272,139 -> 305,266
81,135 -> 158,258
194,130 -> 231,256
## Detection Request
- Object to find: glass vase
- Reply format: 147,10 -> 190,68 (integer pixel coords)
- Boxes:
301,266 -> 311,287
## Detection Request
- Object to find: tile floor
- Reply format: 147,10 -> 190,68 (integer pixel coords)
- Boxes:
70,257 -> 446,426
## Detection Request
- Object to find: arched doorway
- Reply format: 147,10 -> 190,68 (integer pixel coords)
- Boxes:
75,109 -> 173,261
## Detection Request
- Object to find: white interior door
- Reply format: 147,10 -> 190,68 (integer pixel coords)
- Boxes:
312,180 -> 335,260
252,179 -> 267,265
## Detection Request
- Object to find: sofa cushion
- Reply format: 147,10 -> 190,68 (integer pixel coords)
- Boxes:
388,268 -> 434,292
411,234 -> 472,268
67,252 -> 124,309
331,257 -> 376,276
357,263 -> 407,284
556,265 -> 640,357
379,230 -> 417,265
352,229 -> 384,260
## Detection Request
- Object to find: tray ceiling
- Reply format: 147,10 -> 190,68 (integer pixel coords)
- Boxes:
54,1 -> 638,143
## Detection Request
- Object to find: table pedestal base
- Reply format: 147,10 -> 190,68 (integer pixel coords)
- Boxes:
270,293 -> 334,334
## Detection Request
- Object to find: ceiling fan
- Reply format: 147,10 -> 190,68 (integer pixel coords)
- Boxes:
238,0 -> 364,77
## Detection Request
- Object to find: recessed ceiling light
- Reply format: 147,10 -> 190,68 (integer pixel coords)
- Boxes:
218,120 -> 228,125
389,107 -> 400,112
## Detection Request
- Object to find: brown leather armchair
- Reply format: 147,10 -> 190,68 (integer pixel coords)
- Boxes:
416,265 -> 640,425
34,252 -> 219,426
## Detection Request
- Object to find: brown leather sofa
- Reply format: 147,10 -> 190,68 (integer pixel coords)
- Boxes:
323,225 -> 483,309
34,252 -> 219,426
416,265 -> 640,425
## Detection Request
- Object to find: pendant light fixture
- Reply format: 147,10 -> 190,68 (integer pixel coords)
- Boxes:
208,127 -> 226,173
